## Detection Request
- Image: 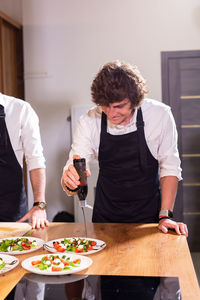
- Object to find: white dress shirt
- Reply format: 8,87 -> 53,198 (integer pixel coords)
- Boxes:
0,93 -> 45,171
64,98 -> 182,180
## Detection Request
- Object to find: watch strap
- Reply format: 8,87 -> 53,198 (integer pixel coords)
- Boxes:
159,216 -> 170,221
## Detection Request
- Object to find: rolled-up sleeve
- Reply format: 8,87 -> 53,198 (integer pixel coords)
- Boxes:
21,103 -> 45,171
158,108 -> 182,181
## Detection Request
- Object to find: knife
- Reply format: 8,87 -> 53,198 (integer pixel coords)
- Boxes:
81,207 -> 87,237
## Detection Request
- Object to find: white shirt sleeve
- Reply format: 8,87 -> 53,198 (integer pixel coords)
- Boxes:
21,103 -> 46,171
64,113 -> 99,172
1,93 -> 46,171
157,107 -> 182,180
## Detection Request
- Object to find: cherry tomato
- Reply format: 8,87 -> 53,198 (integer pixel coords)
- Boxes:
73,259 -> 81,264
53,243 -> 65,252
52,266 -> 62,272
75,248 -> 83,253
31,260 -> 41,266
22,242 -> 31,250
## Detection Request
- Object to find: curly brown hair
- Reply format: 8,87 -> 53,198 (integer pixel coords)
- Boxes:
91,61 -> 149,108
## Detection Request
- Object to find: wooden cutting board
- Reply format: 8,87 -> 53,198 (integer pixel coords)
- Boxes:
0,222 -> 32,238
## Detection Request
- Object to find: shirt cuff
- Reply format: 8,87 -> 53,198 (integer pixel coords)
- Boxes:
27,158 -> 46,171
159,170 -> 182,181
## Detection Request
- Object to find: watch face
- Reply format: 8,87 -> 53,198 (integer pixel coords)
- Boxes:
38,202 -> 47,209
159,210 -> 173,218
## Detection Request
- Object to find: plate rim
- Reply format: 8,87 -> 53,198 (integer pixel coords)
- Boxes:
0,222 -> 32,235
0,253 -> 19,274
0,222 -> 32,227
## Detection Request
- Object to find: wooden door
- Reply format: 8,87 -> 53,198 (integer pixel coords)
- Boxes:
0,11 -> 26,192
161,50 -> 200,251
0,11 -> 24,98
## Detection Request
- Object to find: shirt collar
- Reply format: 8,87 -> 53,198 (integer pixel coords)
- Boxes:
0,93 -> 4,106
105,108 -> 138,129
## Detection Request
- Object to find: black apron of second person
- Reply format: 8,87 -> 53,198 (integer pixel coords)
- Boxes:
93,108 -> 161,300
93,107 -> 161,223
0,104 -> 27,222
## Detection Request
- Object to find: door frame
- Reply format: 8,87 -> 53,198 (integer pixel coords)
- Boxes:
161,49 -> 200,222
161,50 -> 200,103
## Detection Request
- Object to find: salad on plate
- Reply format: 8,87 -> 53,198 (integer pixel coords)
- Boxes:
44,237 -> 106,255
31,254 -> 81,272
22,253 -> 93,275
0,256 -> 5,270
0,237 -> 44,254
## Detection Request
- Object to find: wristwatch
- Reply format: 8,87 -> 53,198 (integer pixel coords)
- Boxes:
159,210 -> 173,218
33,202 -> 47,210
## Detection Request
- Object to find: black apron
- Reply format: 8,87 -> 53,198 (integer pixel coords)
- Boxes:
93,107 -> 161,223
93,108 -> 161,300
0,104 -> 27,222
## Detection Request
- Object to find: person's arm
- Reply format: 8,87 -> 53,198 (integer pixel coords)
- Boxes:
61,109 -> 99,196
156,108 -> 188,236
158,176 -> 188,236
16,102 -> 48,228
17,168 -> 49,228
160,175 -> 178,212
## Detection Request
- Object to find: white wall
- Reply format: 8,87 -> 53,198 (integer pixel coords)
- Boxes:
1,0 -> 200,221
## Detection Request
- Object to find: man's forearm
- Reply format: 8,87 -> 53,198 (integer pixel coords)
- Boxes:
29,168 -> 46,202
160,176 -> 178,211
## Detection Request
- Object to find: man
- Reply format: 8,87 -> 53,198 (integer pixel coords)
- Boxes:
0,93 -> 48,300
0,93 -> 48,227
61,61 -> 188,299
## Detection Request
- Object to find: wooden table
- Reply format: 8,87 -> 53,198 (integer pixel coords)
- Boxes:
0,222 -> 199,300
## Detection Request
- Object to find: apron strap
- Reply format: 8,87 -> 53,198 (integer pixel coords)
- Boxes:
101,112 -> 107,131
0,105 -> 7,149
136,107 -> 147,171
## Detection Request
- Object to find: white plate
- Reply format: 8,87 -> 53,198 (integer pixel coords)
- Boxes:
0,236 -> 44,255
24,273 -> 88,284
0,254 -> 19,274
0,222 -> 32,238
21,253 -> 93,276
44,237 -> 106,255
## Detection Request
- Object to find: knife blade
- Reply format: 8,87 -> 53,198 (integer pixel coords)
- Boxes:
81,207 -> 87,237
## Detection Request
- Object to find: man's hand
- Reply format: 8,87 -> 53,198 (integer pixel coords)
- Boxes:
62,165 -> 91,195
17,206 -> 49,229
62,155 -> 90,195
158,218 -> 188,237
62,164 -> 80,191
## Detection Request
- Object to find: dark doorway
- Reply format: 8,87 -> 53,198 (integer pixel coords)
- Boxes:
0,12 -> 24,98
161,50 -> 200,251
